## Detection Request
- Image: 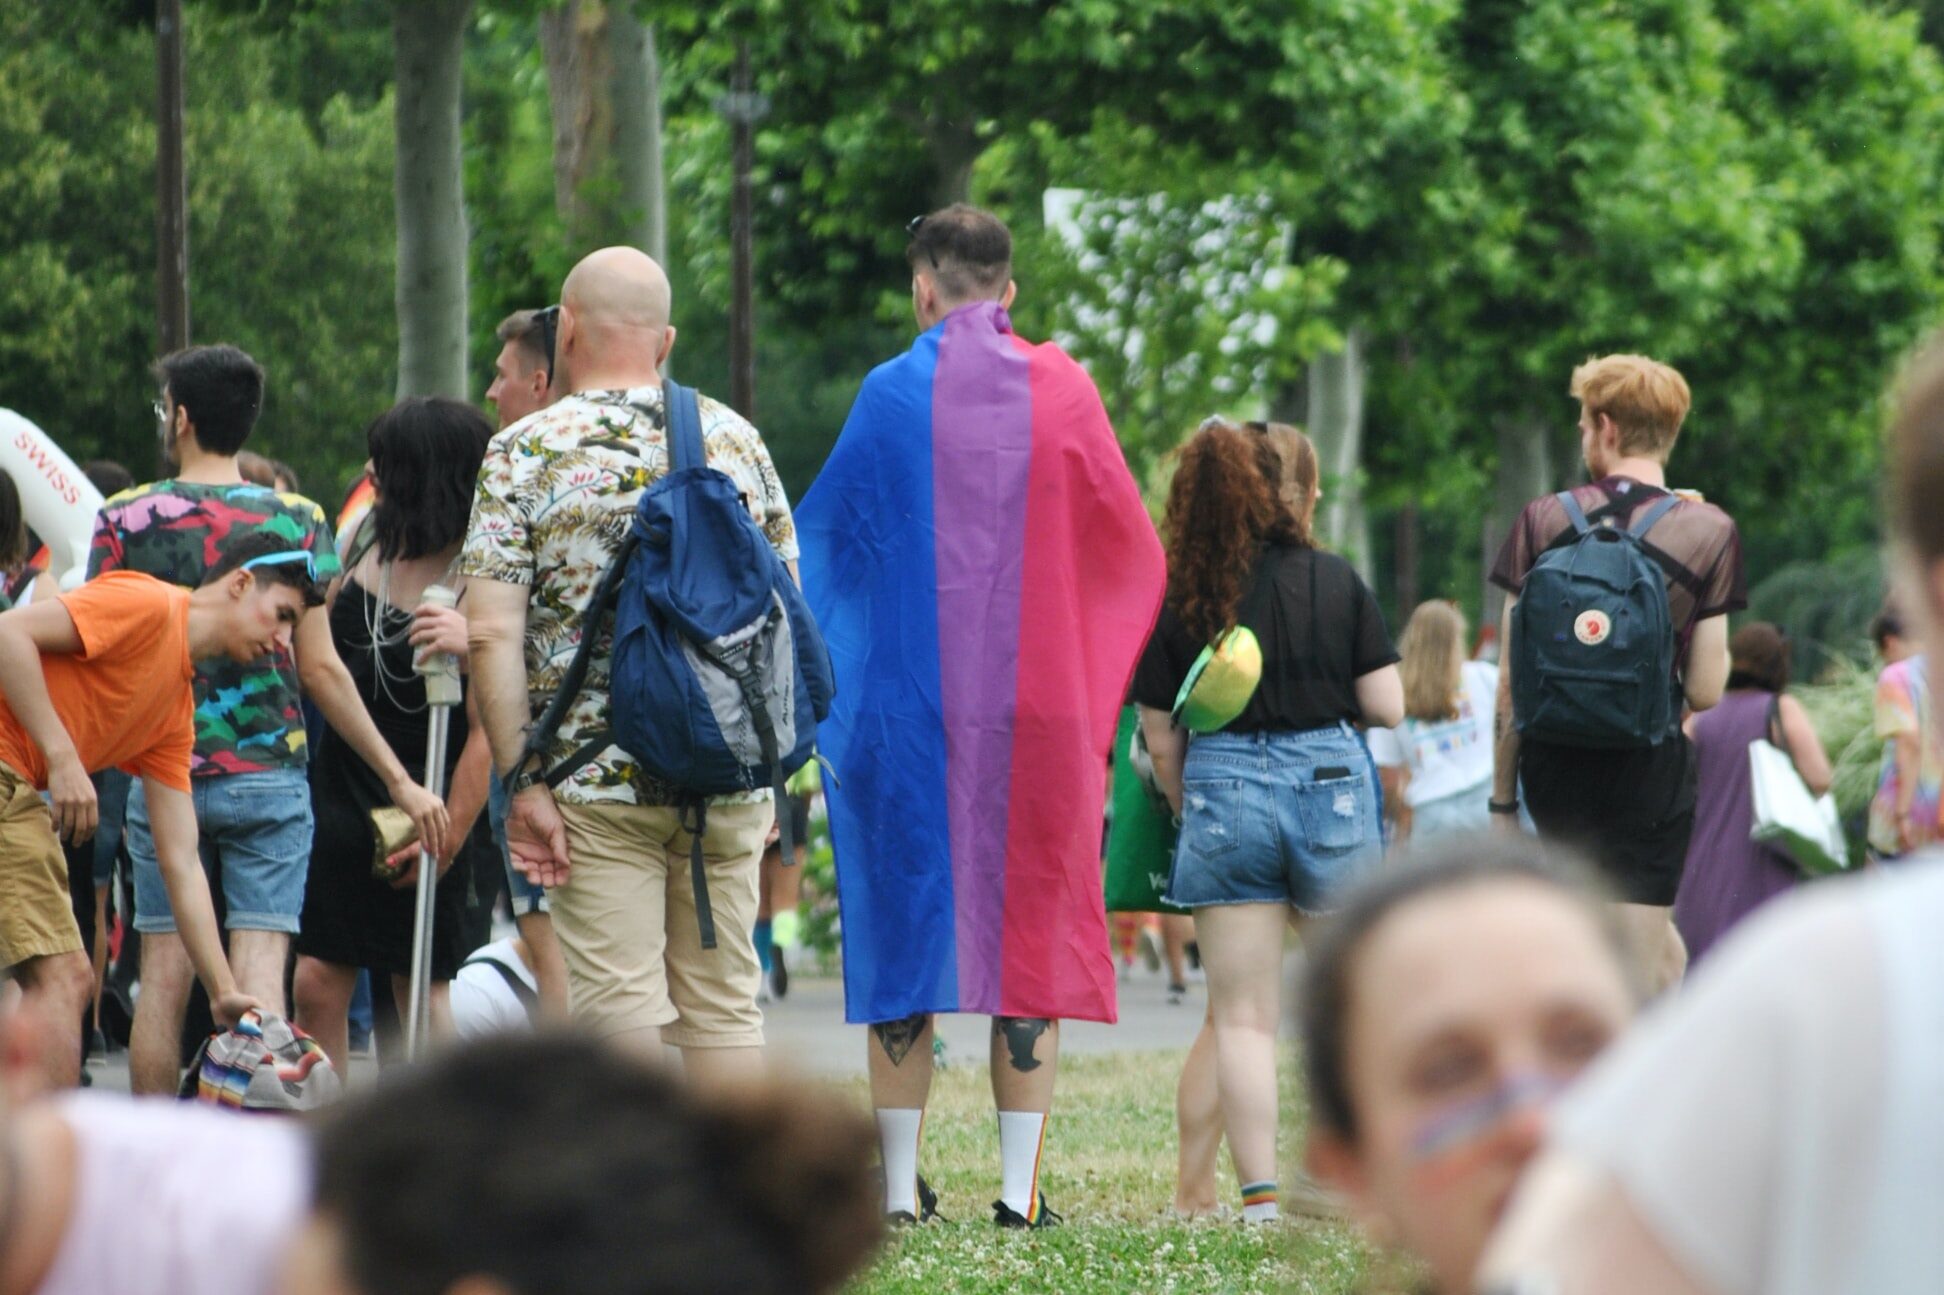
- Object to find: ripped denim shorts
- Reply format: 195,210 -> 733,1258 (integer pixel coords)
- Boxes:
1165,723 -> 1383,914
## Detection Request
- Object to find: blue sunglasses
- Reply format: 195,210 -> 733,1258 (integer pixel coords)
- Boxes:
242,550 -> 319,581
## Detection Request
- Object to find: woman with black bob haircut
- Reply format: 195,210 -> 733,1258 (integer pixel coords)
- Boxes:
1299,836 -> 1646,1294
285,1033 -> 884,1295
292,396 -> 497,1067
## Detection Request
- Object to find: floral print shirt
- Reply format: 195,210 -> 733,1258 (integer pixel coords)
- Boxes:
458,385 -> 797,807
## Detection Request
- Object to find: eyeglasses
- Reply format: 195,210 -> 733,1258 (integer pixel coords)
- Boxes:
153,398 -> 168,424
243,550 -> 319,581
535,304 -> 560,377
906,214 -> 939,269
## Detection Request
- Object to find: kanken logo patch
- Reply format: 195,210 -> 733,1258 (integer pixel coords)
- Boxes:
1574,610 -> 1612,646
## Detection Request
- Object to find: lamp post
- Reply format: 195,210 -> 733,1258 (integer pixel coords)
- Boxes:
156,0 -> 189,356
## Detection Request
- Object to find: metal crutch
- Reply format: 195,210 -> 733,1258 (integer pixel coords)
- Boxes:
404,584 -> 462,1062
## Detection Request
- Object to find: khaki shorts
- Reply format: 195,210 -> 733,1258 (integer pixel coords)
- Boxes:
0,761 -> 85,968
551,798 -> 773,1048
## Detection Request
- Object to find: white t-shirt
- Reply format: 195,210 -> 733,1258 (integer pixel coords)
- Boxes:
1366,660 -> 1498,806
1544,857 -> 1944,1294
450,937 -> 540,1040
38,1093 -> 310,1295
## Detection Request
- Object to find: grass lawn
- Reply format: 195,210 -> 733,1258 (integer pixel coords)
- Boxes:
840,1048 -> 1376,1294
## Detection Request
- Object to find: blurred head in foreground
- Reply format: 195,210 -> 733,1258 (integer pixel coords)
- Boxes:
286,1034 -> 883,1295
1300,836 -> 1646,1294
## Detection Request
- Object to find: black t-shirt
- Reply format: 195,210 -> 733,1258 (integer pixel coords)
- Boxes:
1132,544 -> 1398,733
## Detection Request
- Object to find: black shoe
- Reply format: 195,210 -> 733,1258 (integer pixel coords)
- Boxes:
888,1173 -> 942,1225
1167,982 -> 1187,1004
993,1193 -> 1062,1229
770,950 -> 789,1000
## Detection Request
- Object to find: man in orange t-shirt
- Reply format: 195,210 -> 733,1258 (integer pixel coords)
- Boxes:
0,532 -> 322,1087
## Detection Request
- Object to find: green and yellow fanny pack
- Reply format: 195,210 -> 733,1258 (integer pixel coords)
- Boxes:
1171,626 -> 1263,733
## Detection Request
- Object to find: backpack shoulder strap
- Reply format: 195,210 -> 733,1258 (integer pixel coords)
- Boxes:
503,529 -> 639,796
464,950 -> 540,1016
1628,492 -> 1682,541
662,380 -> 705,474
1556,490 -> 1593,536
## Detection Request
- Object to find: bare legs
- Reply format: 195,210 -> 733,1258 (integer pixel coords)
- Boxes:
129,933 -> 194,1094
1174,1009 -> 1222,1215
1195,902 -> 1291,1191
864,1014 -> 1061,1219
867,1013 -> 936,1109
1616,902 -> 1687,993
990,1016 -> 1059,1113
12,951 -> 91,1089
292,956 -> 358,1071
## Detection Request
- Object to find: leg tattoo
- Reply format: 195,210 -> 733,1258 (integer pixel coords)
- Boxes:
873,1013 -> 930,1066
995,1017 -> 1051,1073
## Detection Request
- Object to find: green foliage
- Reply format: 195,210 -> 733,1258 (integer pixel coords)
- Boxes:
1744,549 -> 1890,680
843,1049 -> 1370,1294
0,4 -> 396,504
1796,654 -> 1885,852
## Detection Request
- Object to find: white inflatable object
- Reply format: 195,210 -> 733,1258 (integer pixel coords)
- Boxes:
0,409 -> 106,590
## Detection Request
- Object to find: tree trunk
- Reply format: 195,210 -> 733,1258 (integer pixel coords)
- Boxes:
1482,416 -> 1555,627
1395,500 -> 1420,619
1306,327 -> 1372,579
392,0 -> 471,399
923,117 -> 984,207
540,1 -> 667,260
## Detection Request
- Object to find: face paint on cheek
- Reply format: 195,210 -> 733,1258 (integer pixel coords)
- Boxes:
1404,1072 -> 1564,1195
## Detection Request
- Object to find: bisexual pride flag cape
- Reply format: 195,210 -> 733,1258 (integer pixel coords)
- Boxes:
797,302 -> 1165,1024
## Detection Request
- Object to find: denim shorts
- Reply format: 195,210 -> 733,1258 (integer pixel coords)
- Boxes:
490,774 -> 549,918
128,767 -> 314,935
1165,724 -> 1383,913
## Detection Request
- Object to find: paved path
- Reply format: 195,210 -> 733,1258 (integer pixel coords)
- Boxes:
82,960 -> 1208,1091
766,963 -> 1207,1076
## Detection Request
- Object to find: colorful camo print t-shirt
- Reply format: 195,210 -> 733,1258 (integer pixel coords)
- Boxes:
88,480 -> 340,777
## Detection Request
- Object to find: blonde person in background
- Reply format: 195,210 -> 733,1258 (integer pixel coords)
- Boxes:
1369,602 -> 1499,841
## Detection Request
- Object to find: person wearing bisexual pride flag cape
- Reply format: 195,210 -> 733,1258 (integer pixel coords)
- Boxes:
797,205 -> 1165,1228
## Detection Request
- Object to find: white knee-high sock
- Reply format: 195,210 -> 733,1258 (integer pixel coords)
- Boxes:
998,1110 -> 1048,1218
877,1108 -> 924,1215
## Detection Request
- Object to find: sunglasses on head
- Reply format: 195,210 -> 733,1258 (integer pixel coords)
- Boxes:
243,550 -> 319,582
905,214 -> 939,269
535,304 -> 561,377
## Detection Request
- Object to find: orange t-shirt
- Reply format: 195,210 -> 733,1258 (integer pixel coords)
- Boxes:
0,571 -> 196,792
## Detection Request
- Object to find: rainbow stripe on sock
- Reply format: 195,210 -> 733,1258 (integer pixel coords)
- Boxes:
1240,1180 -> 1278,1209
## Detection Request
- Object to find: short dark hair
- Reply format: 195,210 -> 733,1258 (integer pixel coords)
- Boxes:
81,459 -> 134,499
367,397 -> 494,561
155,344 -> 265,456
906,203 -> 1012,301
1871,603 -> 1905,652
496,308 -> 552,377
310,1033 -> 883,1295
201,530 -> 325,607
235,450 -> 277,488
1727,621 -> 1791,693
0,469 -> 24,572
1298,835 -> 1639,1143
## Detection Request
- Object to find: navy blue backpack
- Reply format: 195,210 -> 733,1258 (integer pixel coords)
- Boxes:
514,381 -> 834,947
1510,490 -> 1682,749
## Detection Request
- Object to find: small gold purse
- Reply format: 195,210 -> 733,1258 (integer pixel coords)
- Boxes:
369,807 -> 420,881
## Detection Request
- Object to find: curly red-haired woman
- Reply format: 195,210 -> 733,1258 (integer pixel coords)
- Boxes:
1132,418 -> 1402,1223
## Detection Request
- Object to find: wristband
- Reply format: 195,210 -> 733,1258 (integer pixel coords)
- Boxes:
1487,799 -> 1521,816
506,761 -> 547,795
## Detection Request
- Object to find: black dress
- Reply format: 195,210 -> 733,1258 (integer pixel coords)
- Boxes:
295,578 -> 489,979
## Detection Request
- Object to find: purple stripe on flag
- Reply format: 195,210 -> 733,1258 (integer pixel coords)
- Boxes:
930,307 -> 1034,1013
